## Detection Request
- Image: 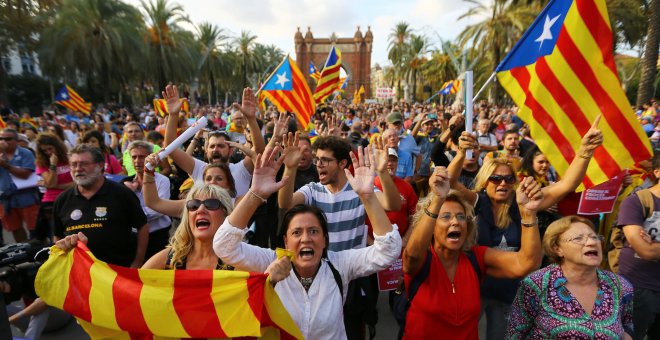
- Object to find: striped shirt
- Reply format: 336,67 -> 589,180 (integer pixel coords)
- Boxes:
297,181 -> 371,251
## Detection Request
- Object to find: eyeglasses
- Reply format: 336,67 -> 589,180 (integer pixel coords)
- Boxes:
488,174 -> 516,184
312,157 -> 337,166
563,234 -> 605,245
186,198 -> 225,212
439,212 -> 467,222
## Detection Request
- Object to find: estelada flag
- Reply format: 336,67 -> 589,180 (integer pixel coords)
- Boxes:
258,55 -> 315,129
35,243 -> 303,340
313,46 -> 342,104
495,0 -> 652,190
153,98 -> 189,117
55,85 -> 92,115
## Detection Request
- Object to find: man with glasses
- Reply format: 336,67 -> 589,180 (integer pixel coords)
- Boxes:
163,85 -> 264,197
53,144 -> 148,268
0,128 -> 40,242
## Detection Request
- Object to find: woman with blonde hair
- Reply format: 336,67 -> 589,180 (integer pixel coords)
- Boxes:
507,215 -> 633,339
447,117 -> 604,339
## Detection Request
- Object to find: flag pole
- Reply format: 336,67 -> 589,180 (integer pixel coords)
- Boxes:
465,71 -> 474,159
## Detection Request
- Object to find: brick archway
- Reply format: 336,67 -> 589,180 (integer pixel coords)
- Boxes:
294,26 -> 373,100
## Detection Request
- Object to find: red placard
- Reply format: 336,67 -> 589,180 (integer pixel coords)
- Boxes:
377,258 -> 403,291
577,171 -> 626,215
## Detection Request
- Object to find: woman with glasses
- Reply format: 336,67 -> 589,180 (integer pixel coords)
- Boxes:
507,216 -> 633,339
401,166 -> 543,339
447,116 -> 604,339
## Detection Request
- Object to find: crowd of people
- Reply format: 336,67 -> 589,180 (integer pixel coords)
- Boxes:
0,85 -> 657,339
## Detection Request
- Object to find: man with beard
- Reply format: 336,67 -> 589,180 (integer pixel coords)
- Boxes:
53,144 -> 148,267
163,85 -> 264,197
483,128 -> 522,171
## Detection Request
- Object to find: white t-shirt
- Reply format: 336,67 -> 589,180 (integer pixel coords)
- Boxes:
191,158 -> 251,197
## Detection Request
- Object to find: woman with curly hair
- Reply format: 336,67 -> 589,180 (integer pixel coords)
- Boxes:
34,133 -> 73,242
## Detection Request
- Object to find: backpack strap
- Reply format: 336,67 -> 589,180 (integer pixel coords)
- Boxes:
326,260 -> 344,303
635,189 -> 655,220
465,250 -> 482,282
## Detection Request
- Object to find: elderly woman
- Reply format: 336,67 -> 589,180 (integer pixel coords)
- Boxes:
447,116 -> 603,339
401,166 -> 543,339
507,216 -> 634,339
213,146 -> 401,340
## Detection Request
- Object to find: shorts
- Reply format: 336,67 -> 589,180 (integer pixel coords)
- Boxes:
0,204 -> 40,231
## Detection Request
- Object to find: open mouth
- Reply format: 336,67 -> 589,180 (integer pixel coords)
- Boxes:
299,248 -> 315,259
447,230 -> 461,240
195,219 -> 211,230
318,171 -> 328,181
584,250 -> 599,257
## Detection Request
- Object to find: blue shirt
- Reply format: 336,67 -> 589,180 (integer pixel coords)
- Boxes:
0,147 -> 39,209
395,149 -> 414,178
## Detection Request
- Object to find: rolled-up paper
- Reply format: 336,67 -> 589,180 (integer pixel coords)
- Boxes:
146,116 -> 208,170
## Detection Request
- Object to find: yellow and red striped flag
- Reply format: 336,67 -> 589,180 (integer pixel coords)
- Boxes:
495,0 -> 652,190
258,55 -> 316,129
35,243 -> 303,340
55,85 -> 92,115
313,46 -> 342,104
153,99 -> 189,117
19,116 -> 38,129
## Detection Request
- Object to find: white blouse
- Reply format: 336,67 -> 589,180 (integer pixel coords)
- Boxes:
213,219 -> 402,340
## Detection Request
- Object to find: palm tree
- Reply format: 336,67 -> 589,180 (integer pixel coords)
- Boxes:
388,22 -> 413,99
458,0 -> 539,103
141,0 -> 193,91
196,22 -> 227,105
637,0 -> 659,106
38,0 -> 146,102
234,30 -> 258,89
405,34 -> 431,102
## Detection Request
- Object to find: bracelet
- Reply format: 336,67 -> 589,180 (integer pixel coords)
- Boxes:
424,207 -> 439,219
521,217 -> 539,228
248,188 -> 267,204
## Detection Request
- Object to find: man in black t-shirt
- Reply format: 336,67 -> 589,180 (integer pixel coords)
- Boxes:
53,144 -> 148,267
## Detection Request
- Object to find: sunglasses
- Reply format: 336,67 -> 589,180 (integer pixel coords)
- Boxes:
488,174 -> 516,184
186,198 -> 224,212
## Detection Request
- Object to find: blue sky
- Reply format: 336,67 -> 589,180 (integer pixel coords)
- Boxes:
123,0 -> 483,66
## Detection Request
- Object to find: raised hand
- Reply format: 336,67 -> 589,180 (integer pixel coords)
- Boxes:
281,132 -> 302,169
580,114 -> 603,154
232,87 -> 258,120
327,116 -> 341,137
145,153 -> 160,170
458,131 -> 478,151
516,176 -> 543,211
49,154 -> 58,167
226,141 -> 257,160
250,145 -> 288,198
272,112 -> 289,141
162,84 -> 183,116
371,135 -> 388,173
429,166 -> 451,199
345,146 -> 376,196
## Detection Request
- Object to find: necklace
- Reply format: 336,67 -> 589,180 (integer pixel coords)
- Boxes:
299,277 -> 314,291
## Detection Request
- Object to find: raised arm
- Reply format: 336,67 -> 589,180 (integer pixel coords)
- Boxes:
161,85 -> 196,175
403,166 -> 450,275
484,176 -> 543,278
372,135 -> 401,211
233,87 -> 265,155
143,154 -> 184,217
447,131 -> 478,205
277,133 -> 306,209
539,115 -> 603,210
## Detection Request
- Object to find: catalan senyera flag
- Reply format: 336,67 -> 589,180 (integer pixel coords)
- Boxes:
313,46 -> 342,104
308,61 -> 321,82
153,99 -> 190,117
495,0 -> 652,190
35,243 -> 303,340
19,116 -> 38,129
55,85 -> 91,115
259,55 -> 316,128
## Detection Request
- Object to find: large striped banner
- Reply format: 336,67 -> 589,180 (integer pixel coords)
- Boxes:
496,0 -> 652,190
35,243 -> 302,340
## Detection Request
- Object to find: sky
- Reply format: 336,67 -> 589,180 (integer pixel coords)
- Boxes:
123,0 -> 484,67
